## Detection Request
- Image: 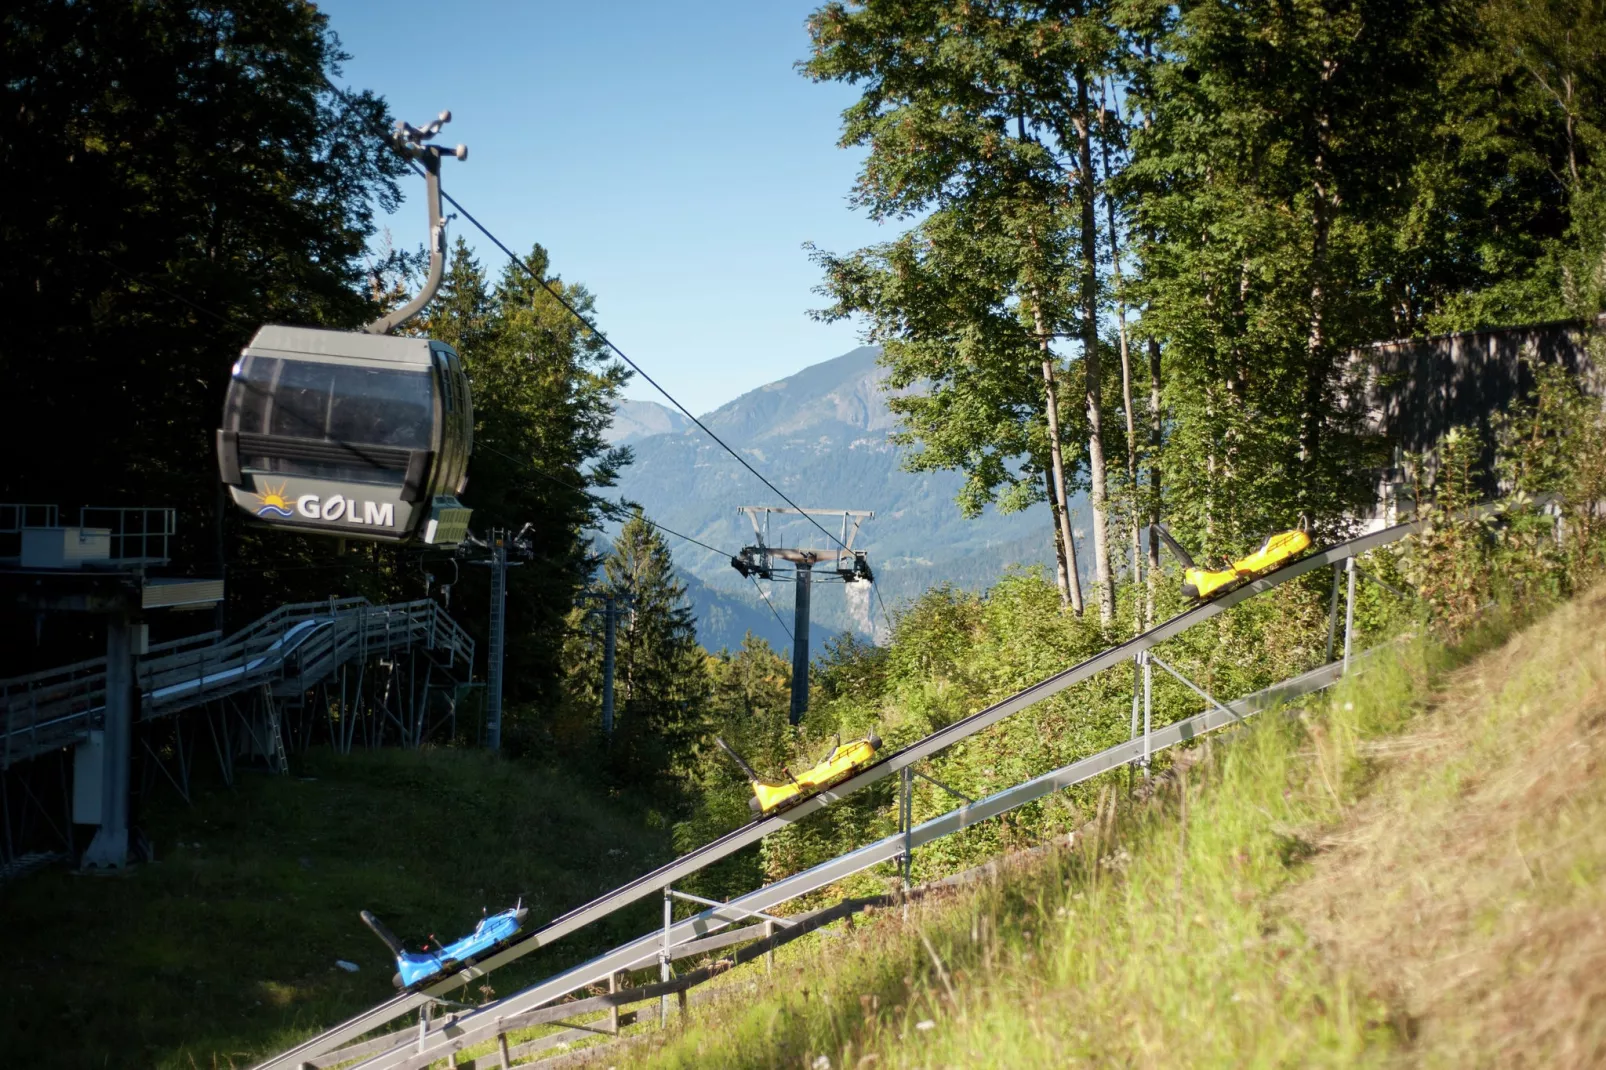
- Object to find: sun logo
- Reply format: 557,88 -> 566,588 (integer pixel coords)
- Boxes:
254,483 -> 296,519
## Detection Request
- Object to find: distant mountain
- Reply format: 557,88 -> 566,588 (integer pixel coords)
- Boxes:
607,346 -> 1090,655
606,399 -> 692,445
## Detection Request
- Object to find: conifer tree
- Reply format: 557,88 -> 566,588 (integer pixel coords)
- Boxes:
428,239 -> 631,721
0,0 -> 406,668
571,512 -> 709,782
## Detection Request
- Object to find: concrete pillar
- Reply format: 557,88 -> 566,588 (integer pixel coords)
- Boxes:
82,608 -> 133,868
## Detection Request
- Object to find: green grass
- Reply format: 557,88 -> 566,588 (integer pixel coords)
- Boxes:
10,587 -> 1602,1068
0,746 -> 673,1069
607,590 -> 1606,1068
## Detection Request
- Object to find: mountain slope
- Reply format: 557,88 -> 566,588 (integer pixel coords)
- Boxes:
606,399 -> 692,445
609,347 -> 1086,653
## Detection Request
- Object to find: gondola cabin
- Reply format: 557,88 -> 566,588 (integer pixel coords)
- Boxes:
216,325 -> 474,547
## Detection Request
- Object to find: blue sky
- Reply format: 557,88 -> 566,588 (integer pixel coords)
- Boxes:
319,0 -> 888,416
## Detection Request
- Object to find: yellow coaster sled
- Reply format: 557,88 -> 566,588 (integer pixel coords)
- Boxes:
717,733 -> 883,814
1154,526 -> 1312,601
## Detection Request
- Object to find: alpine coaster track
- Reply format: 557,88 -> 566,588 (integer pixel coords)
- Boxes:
256,519 -> 1421,1070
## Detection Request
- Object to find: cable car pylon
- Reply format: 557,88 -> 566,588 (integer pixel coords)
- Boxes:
216,111 -> 475,548
729,506 -> 874,723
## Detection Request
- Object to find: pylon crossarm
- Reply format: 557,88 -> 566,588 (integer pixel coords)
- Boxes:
1147,653 -> 1243,725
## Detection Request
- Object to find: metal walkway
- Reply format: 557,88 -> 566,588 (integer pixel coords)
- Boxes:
258,520 -> 1420,1070
1,596 -> 475,770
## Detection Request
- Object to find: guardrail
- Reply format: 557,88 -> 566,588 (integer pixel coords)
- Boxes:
0,598 -> 475,769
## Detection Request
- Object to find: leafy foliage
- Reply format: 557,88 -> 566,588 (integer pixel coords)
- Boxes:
1409,362 -> 1606,636
0,0 -> 406,663
805,0 -> 1606,599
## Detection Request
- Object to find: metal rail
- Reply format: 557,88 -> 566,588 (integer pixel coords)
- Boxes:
354,652 -> 1366,1070
256,519 -> 1420,1070
1,597 -> 474,769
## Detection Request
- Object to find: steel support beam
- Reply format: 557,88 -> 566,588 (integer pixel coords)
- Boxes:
790,563 -> 812,725
601,595 -> 616,738
1344,557 -> 1358,675
485,532 -> 507,752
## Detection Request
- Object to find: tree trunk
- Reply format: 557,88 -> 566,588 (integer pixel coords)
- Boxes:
1075,70 -> 1114,627
1101,79 -> 1142,633
1147,336 -> 1163,624
1044,467 -> 1073,602
1300,112 -> 1332,527
1032,299 -> 1084,614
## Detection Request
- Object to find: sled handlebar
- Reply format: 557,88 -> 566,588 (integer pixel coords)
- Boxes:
1150,525 -> 1196,570
360,909 -> 407,959
714,736 -> 761,782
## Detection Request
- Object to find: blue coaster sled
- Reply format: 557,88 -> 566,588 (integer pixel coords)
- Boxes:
361,902 -> 528,989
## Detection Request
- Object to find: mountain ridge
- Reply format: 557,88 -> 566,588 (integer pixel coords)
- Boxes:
606,346 -> 1084,653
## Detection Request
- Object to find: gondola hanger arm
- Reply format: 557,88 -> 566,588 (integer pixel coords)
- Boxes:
365,110 -> 467,336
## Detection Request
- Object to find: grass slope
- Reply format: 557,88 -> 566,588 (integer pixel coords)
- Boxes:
607,589 -> 1606,1068
0,748 -> 672,1069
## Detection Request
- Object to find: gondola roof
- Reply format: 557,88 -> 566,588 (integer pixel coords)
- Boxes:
244,324 -> 441,366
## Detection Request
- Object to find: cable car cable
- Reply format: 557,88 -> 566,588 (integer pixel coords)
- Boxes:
472,440 -> 798,642
426,179 -> 854,555
748,574 -> 794,642
871,581 -> 895,637
323,81 -> 848,551
472,440 -> 735,560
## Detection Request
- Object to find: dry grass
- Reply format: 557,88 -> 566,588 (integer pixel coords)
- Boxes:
1286,586 -> 1606,1068
594,586 -> 1606,1069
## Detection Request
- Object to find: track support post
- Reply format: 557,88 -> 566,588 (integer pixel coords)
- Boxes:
1325,562 -> 1343,663
1128,654 -> 1141,785
81,606 -> 134,869
1141,650 -> 1153,779
899,766 -> 913,888
1343,557 -> 1357,675
609,971 -> 621,1034
660,885 -> 672,1026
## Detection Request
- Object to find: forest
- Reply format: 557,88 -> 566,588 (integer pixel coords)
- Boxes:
2,0 -> 1602,817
